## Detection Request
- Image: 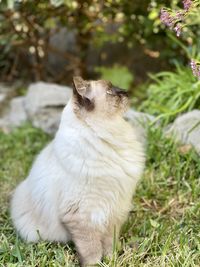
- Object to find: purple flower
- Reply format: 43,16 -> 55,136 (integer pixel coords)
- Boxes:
160,0 -> 193,38
174,24 -> 181,37
183,0 -> 192,11
190,59 -> 197,75
175,10 -> 185,20
160,9 -> 174,28
190,59 -> 200,79
160,9 -> 184,37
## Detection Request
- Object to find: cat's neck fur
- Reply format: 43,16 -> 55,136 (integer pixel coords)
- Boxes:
58,98 -> 131,140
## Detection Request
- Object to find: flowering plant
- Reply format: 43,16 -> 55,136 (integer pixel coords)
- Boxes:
160,0 -> 200,79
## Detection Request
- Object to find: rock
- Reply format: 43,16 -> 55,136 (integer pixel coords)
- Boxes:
124,109 -> 155,144
0,96 -> 28,133
0,84 -> 15,113
0,118 -> 10,134
24,82 -> 72,134
9,97 -> 27,126
0,83 -> 22,120
166,110 -> 200,155
0,93 -> 6,104
0,83 -> 18,101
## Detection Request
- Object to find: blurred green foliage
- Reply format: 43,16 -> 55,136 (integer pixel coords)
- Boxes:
95,65 -> 133,90
0,0 -> 185,84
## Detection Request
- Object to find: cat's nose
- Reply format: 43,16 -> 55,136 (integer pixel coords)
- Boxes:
112,86 -> 129,97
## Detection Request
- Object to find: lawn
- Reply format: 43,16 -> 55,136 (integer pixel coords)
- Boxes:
0,124 -> 200,267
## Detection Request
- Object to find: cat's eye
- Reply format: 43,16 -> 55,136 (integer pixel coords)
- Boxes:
106,90 -> 113,95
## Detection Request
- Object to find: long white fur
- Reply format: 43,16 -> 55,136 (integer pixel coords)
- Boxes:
11,95 -> 145,243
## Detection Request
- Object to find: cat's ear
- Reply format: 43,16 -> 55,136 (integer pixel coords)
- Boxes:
72,76 -> 94,111
73,76 -> 90,98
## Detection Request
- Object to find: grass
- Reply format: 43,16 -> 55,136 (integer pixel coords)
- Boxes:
0,124 -> 200,267
139,67 -> 200,124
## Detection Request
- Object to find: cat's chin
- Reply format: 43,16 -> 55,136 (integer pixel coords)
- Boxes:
121,96 -> 130,113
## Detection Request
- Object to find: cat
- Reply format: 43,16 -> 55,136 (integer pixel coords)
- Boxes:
11,77 -> 145,266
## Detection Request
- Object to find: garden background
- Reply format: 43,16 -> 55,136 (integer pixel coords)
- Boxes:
0,0 -> 200,266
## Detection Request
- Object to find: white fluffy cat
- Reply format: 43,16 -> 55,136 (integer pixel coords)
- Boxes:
11,77 -> 145,266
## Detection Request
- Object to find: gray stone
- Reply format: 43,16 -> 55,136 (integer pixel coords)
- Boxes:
0,83 -> 21,118
0,84 -> 13,113
124,109 -> 155,144
9,97 -> 27,126
24,82 -> 72,134
0,83 -> 18,100
0,93 -> 6,104
0,117 -> 10,133
0,96 -> 28,133
166,110 -> 200,154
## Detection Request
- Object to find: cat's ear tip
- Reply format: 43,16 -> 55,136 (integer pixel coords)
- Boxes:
73,76 -> 83,83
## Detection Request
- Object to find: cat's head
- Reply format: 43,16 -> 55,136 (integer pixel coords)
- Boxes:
72,76 -> 129,118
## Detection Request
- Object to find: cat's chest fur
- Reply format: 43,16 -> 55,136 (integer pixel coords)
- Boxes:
52,110 -> 144,227
54,116 -> 143,188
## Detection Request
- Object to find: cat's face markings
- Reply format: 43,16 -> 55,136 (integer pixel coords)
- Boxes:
108,85 -> 129,97
72,76 -> 129,117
